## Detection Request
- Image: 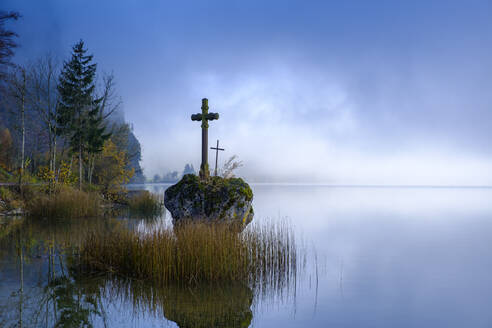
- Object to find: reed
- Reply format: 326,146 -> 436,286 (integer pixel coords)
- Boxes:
128,191 -> 163,217
27,186 -> 102,219
77,219 -> 297,286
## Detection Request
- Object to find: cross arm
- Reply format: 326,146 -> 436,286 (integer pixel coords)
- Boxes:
191,113 -> 219,121
206,113 -> 219,120
191,113 -> 202,121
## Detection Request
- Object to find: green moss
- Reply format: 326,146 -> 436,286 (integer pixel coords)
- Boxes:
166,174 -> 200,199
165,174 -> 254,220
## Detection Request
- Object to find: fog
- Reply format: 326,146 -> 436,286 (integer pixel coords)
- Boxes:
5,0 -> 492,184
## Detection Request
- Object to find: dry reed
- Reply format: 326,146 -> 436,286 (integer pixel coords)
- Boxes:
128,191 -> 163,217
77,219 -> 297,286
27,187 -> 102,218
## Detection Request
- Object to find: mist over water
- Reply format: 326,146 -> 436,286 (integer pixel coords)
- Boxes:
147,184 -> 492,326
254,185 -> 492,327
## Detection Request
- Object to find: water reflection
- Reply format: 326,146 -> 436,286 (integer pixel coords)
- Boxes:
0,214 -> 297,327
103,279 -> 253,328
3,186 -> 492,327
0,217 -> 117,327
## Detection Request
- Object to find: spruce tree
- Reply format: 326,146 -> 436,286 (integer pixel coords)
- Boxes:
57,40 -> 108,189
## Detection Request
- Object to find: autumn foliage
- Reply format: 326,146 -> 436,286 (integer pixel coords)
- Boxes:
0,127 -> 13,171
92,139 -> 134,200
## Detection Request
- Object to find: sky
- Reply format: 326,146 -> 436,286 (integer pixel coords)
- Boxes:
4,0 -> 492,184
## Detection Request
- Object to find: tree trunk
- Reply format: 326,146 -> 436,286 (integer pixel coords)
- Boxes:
53,137 -> 57,182
88,155 -> 92,185
18,70 -> 26,195
88,154 -> 96,185
48,123 -> 53,195
48,130 -> 52,172
87,154 -> 91,184
58,142 -> 68,181
79,141 -> 82,190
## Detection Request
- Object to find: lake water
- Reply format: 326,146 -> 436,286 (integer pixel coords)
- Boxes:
1,185 -> 492,327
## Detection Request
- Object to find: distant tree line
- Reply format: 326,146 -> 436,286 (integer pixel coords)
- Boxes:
0,11 -> 145,198
151,164 -> 196,183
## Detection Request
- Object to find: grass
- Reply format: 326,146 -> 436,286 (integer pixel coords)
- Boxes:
128,191 -> 163,217
27,186 -> 102,219
77,219 -> 297,286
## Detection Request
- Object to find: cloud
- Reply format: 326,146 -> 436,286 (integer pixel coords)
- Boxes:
141,64 -> 492,185
6,0 -> 492,184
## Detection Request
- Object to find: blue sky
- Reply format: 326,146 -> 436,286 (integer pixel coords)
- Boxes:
4,0 -> 492,184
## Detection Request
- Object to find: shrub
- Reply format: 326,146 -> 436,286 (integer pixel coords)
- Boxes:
0,187 -> 13,202
0,186 -> 25,210
92,140 -> 134,201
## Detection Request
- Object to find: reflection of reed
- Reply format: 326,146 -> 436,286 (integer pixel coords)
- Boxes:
104,278 -> 254,328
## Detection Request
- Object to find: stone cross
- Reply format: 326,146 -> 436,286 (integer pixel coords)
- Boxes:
210,139 -> 225,177
191,98 -> 219,179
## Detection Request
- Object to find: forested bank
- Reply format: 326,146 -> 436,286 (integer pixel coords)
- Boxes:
0,11 -> 148,216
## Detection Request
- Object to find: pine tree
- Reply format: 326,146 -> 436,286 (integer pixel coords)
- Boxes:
57,40 -> 107,189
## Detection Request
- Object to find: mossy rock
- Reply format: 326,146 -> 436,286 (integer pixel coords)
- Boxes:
164,175 -> 254,230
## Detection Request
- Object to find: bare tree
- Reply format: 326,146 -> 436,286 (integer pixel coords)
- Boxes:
220,155 -> 243,178
6,66 -> 27,190
25,55 -> 60,192
99,72 -> 122,119
0,11 -> 20,80
85,72 -> 121,185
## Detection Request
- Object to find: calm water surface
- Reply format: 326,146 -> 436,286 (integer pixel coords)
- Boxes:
1,185 -> 492,327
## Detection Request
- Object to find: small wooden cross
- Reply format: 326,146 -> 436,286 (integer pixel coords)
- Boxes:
191,98 -> 219,179
210,139 -> 225,177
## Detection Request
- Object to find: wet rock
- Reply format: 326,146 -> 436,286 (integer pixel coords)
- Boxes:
164,174 -> 254,230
